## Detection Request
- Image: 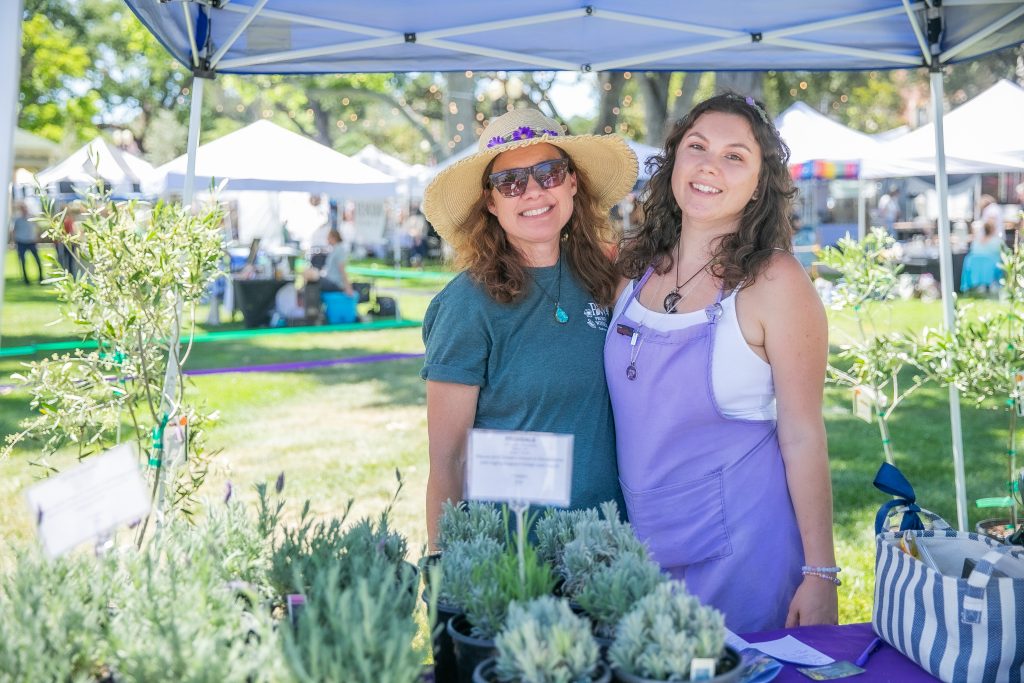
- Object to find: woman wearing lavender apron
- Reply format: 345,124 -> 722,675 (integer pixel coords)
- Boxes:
606,94 -> 838,633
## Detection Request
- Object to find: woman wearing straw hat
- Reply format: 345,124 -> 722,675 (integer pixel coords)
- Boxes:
421,108 -> 637,548
606,94 -> 837,632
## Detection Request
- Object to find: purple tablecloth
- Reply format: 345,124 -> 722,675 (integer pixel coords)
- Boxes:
740,622 -> 941,682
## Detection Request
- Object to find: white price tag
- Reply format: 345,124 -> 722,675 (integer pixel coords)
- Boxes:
465,429 -> 573,507
1015,371 -> 1023,418
852,385 -> 885,424
25,444 -> 151,558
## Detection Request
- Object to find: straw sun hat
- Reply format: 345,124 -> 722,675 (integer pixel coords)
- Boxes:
423,108 -> 638,249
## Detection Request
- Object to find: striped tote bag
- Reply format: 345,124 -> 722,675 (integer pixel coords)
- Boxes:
873,528 -> 1024,683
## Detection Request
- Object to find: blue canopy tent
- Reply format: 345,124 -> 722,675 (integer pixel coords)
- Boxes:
2,0 -> 1023,527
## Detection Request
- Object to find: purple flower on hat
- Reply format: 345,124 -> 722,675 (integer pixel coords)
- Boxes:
487,136 -> 506,148
745,96 -> 756,106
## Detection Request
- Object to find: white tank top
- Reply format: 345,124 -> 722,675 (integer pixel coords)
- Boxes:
611,281 -> 776,421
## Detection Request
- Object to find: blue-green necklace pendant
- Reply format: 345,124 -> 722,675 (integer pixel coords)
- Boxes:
555,305 -> 569,324
530,252 -> 569,324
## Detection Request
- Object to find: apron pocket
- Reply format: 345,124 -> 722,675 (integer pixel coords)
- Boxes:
620,471 -> 733,568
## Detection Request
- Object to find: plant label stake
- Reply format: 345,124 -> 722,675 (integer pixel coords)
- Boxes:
25,443 -> 150,558
465,429 -> 573,590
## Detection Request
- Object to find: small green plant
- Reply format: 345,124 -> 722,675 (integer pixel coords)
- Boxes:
0,551 -> 118,683
608,581 -> 726,682
281,562 -> 424,683
438,536 -> 504,607
3,191 -> 226,539
560,501 -> 648,599
533,507 -> 600,569
819,228 -> 926,464
573,553 -> 665,639
451,542 -> 556,640
492,596 -> 601,683
437,500 -> 507,551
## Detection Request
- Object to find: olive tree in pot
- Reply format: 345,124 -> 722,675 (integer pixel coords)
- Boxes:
918,243 -> 1024,543
474,596 -> 610,683
608,581 -> 740,683
3,192 -> 225,543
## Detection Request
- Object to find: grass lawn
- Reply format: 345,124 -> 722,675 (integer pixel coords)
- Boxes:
1,248 -> 1016,625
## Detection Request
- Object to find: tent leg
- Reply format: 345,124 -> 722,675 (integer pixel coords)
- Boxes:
182,76 -> 205,207
857,179 -> 867,241
0,0 -> 26,351
930,70 -> 969,531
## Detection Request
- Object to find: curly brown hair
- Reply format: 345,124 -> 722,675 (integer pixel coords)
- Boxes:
454,149 -> 619,307
618,93 -> 797,289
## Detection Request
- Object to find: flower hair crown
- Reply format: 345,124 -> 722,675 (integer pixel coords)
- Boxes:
727,93 -> 773,128
486,126 -> 561,149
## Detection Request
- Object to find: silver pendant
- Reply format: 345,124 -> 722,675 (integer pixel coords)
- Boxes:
663,291 -> 682,312
626,364 -> 637,381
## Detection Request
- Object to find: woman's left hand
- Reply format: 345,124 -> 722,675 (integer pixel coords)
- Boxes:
785,575 -> 839,627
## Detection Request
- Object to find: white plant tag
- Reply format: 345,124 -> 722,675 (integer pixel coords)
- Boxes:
852,385 -> 885,423
465,429 -> 573,507
1015,371 -> 1023,417
25,443 -> 150,558
690,657 -> 717,680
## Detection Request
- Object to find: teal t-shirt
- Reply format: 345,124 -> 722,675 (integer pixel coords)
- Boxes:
421,262 -> 624,515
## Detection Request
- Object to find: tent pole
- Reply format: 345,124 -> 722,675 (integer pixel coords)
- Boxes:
0,0 -> 25,352
929,69 -> 969,531
182,77 -> 205,207
857,179 -> 867,241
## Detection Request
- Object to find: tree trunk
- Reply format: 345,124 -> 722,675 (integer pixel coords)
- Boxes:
642,73 -> 671,146
670,73 -> 702,125
593,72 -> 627,135
714,71 -> 764,101
443,72 -> 478,157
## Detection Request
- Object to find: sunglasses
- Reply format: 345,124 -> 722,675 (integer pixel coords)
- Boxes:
487,158 -> 572,198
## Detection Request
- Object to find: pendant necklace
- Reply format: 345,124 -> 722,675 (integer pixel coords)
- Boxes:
663,240 -> 715,314
528,253 -> 569,324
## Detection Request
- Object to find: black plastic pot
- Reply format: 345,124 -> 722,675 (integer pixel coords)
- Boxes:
473,657 -> 612,683
447,614 -> 497,683
612,646 -> 742,683
976,517 -> 1019,543
420,552 -> 460,683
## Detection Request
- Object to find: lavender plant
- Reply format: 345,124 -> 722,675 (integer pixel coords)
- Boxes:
492,596 -> 601,683
560,501 -> 648,598
573,553 -> 665,639
437,500 -> 507,551
608,581 -> 727,681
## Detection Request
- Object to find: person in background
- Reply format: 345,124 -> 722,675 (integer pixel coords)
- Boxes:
607,93 -> 837,633
876,185 -> 900,236
57,205 -> 79,278
420,108 -> 637,549
320,229 -> 354,296
11,202 -> 43,285
960,219 -> 1004,295
977,194 -> 1004,242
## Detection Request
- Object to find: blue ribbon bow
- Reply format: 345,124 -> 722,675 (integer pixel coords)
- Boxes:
873,462 -> 926,535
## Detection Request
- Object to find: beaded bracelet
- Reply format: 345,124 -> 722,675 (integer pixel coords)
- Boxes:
802,565 -> 842,574
802,568 -> 842,586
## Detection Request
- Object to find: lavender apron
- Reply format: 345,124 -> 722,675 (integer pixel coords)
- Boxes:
605,267 -> 803,633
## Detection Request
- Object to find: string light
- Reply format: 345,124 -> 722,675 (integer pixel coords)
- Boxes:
456,123 -> 464,131
236,104 -> 245,112
799,81 -> 808,90
475,112 -> 485,121
448,102 -> 458,114
182,87 -> 190,96
789,88 -> 798,97
342,97 -> 350,105
603,82 -> 612,91
215,104 -> 223,112
612,107 -> 620,115
623,72 -> 631,79
604,125 -> 613,133
349,113 -> 358,121
453,134 -> 462,143
465,70 -> 473,78
675,89 -> 682,97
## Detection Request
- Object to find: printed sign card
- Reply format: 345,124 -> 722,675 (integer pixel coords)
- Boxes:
465,429 -> 573,507
25,443 -> 150,558
852,385 -> 885,424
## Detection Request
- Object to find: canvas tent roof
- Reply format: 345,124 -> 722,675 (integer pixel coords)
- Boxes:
35,137 -> 156,196
775,102 -> 881,166
151,119 -> 398,197
124,1 -> 1024,75
865,78 -> 1024,175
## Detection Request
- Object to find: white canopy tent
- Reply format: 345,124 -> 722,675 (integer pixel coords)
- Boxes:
352,144 -> 428,200
776,101 -> 882,166
151,119 -> 398,198
36,136 -> 157,199
864,78 -> 1024,176
3,0 -> 1024,527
